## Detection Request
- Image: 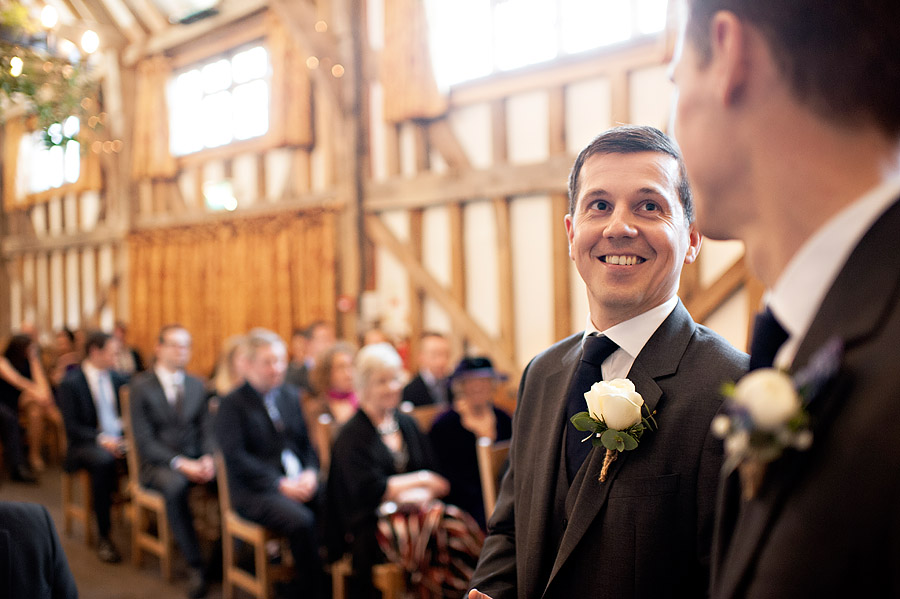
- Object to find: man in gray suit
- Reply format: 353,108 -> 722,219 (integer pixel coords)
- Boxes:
670,1 -> 900,596
130,324 -> 215,598
468,125 -> 747,599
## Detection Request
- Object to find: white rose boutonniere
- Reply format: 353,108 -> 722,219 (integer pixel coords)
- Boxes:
571,378 -> 657,482
713,368 -> 812,500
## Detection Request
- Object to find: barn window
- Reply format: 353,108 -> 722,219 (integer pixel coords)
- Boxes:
426,0 -> 669,88
167,44 -> 270,156
20,116 -> 81,194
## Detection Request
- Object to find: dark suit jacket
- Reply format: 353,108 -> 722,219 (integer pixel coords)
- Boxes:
711,198 -> 900,598
214,381 -> 319,511
129,370 -> 214,483
402,374 -> 452,407
469,301 -> 747,599
58,367 -> 127,466
0,501 -> 78,598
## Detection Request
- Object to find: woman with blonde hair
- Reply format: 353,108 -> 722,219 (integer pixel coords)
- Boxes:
327,343 -> 483,598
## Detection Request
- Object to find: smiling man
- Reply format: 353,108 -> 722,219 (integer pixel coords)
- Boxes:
467,125 -> 747,599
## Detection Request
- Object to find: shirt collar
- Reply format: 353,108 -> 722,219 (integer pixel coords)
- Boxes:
154,365 -> 183,388
82,360 -> 105,381
582,295 -> 679,359
769,175 -> 900,367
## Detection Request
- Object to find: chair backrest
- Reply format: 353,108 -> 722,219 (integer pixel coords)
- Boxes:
214,452 -> 233,515
312,412 -> 338,474
399,402 -> 444,433
476,437 -> 510,520
119,387 -> 142,488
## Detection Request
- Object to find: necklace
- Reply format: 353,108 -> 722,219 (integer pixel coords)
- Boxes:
377,416 -> 399,436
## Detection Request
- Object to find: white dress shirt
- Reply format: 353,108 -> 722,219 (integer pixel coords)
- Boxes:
82,361 -> 122,437
154,365 -> 184,406
769,176 -> 900,369
583,295 -> 679,380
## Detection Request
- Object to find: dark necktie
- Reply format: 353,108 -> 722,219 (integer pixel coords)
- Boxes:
748,307 -> 789,371
565,335 -> 620,482
173,381 -> 185,419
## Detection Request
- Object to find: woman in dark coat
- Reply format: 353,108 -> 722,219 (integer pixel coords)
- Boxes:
328,343 -> 481,598
429,356 -> 512,530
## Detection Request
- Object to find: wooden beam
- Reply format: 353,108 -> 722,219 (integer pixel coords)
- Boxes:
92,0 -> 145,44
685,256 -> 749,324
449,37 -> 666,107
123,0 -> 168,34
365,154 -> 574,211
610,69 -> 630,126
122,0 -> 267,65
551,193 -> 572,339
427,118 -> 471,171
448,202 -> 466,358
366,215 -> 515,376
407,209 -> 424,365
2,226 -> 127,256
494,197 -> 515,361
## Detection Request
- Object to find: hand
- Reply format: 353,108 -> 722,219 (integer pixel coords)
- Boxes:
98,434 -> 125,457
176,457 -> 214,483
279,470 -> 318,503
469,590 -> 493,599
199,455 -> 215,481
419,470 -> 450,498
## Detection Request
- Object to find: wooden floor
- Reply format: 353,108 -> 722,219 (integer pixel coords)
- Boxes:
1,464 -> 226,599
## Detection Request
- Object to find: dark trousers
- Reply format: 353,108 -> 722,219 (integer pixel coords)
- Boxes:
0,403 -> 25,473
237,492 -> 323,597
143,466 -> 211,569
65,444 -> 118,538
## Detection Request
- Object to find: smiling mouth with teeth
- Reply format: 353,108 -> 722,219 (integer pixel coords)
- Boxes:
601,255 -> 646,266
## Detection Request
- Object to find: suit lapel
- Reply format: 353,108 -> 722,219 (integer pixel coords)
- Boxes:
715,197 -> 900,598
520,338 -> 581,597
545,304 -> 694,591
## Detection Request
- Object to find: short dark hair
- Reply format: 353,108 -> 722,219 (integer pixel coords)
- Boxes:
567,125 -> 694,222
685,0 -> 900,136
85,331 -> 113,355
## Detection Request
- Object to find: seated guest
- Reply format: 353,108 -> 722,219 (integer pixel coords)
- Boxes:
209,335 -> 249,400
0,500 -> 78,597
130,324 -> 215,598
401,332 -> 452,407
0,334 -> 54,481
309,342 -> 358,427
429,356 -> 512,530
285,320 -> 336,397
328,343 -> 481,599
214,328 -> 323,598
284,328 -> 308,390
57,331 -> 126,563
48,328 -> 81,387
113,321 -> 144,379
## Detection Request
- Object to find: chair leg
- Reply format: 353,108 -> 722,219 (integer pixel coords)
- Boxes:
159,511 -> 172,581
256,537 -> 269,599
132,504 -> 143,568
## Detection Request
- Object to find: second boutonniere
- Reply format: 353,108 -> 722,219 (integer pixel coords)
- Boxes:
570,378 -> 657,482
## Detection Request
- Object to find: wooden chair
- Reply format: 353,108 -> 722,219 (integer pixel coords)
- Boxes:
330,554 -> 405,599
61,469 -> 95,546
399,402 -> 445,433
215,452 -> 292,599
120,387 -> 174,580
476,437 -> 511,520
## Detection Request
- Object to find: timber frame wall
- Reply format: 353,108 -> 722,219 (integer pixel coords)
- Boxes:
0,0 -> 761,379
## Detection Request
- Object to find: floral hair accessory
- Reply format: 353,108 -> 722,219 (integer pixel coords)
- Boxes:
570,378 -> 657,482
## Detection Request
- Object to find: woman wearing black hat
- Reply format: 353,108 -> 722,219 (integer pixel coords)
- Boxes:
428,356 -> 512,530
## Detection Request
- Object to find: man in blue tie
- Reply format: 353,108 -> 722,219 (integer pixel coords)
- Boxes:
58,330 -> 127,563
215,328 -> 324,598
468,126 -> 748,599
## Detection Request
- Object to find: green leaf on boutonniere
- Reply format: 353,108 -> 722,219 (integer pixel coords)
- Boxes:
600,429 -> 637,452
570,411 -> 597,432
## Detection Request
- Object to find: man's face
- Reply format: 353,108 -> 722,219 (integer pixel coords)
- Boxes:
157,328 -> 192,371
307,324 -> 336,364
245,343 -> 287,394
92,338 -> 120,371
670,17 -> 751,241
419,336 -> 451,379
565,151 -> 700,327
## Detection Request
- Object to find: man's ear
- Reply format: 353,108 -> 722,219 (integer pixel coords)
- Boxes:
564,213 -> 575,260
684,225 -> 702,265
709,11 -> 749,107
